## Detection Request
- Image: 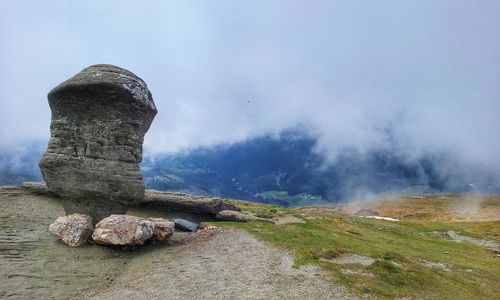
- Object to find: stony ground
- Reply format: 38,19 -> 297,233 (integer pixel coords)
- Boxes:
0,186 -> 133,299
0,186 -> 354,299
4,186 -> 498,299
87,229 -> 353,299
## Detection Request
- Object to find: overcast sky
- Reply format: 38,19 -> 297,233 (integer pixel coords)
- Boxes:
1,1 -> 499,171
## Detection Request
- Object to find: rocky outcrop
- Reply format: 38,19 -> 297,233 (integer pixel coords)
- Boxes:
48,214 -> 94,247
39,64 -> 157,222
144,190 -> 240,215
92,215 -> 154,246
215,210 -> 255,222
20,182 -> 244,218
148,218 -> 175,243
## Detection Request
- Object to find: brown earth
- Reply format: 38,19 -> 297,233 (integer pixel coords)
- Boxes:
302,194 -> 500,222
0,186 -> 354,299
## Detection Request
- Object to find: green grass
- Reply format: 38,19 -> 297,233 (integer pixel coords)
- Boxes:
216,200 -> 500,299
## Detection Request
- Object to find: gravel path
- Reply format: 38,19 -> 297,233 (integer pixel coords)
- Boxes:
87,228 -> 354,300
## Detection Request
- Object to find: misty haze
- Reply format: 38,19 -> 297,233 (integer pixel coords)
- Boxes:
0,1 -> 499,299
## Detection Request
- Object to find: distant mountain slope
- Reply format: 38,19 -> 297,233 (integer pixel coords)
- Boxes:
141,129 -> 499,205
2,130 -> 499,206
142,130 -> 323,205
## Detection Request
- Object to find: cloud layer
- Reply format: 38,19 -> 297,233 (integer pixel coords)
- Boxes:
1,1 -> 499,174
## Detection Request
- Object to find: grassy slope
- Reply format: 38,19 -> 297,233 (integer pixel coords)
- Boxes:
215,196 -> 500,299
333,194 -> 500,223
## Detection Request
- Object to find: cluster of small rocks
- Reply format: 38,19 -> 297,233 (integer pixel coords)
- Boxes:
48,210 -> 258,247
49,213 -> 175,247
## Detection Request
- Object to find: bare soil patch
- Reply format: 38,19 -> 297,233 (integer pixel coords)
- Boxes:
87,228 -> 354,299
305,194 -> 500,222
323,254 -> 375,266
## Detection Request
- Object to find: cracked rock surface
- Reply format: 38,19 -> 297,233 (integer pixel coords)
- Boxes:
39,64 -> 157,222
48,213 -> 93,247
92,214 -> 154,246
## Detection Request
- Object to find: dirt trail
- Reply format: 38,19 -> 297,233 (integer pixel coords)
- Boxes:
87,228 -> 353,300
0,186 -> 354,300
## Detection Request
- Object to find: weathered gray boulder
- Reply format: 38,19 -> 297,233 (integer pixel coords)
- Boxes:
49,213 -> 94,247
92,215 -> 154,246
148,218 -> 175,243
173,218 -> 199,232
215,210 -> 255,222
144,190 -> 240,215
39,64 -> 157,222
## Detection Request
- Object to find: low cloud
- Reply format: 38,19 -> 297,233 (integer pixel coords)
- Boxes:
1,1 -> 499,183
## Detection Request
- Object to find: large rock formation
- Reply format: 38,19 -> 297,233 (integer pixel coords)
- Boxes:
39,64 -> 157,222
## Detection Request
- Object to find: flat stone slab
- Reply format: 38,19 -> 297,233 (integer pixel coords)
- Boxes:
21,182 -> 243,217
144,190 -> 240,215
215,210 -> 255,222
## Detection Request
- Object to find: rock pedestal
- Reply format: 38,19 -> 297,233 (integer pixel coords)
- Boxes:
39,64 -> 157,222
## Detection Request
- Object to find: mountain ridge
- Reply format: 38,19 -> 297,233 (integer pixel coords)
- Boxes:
2,128 -> 499,206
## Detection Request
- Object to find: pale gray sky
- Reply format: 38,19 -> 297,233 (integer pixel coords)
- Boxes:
1,1 -> 499,171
